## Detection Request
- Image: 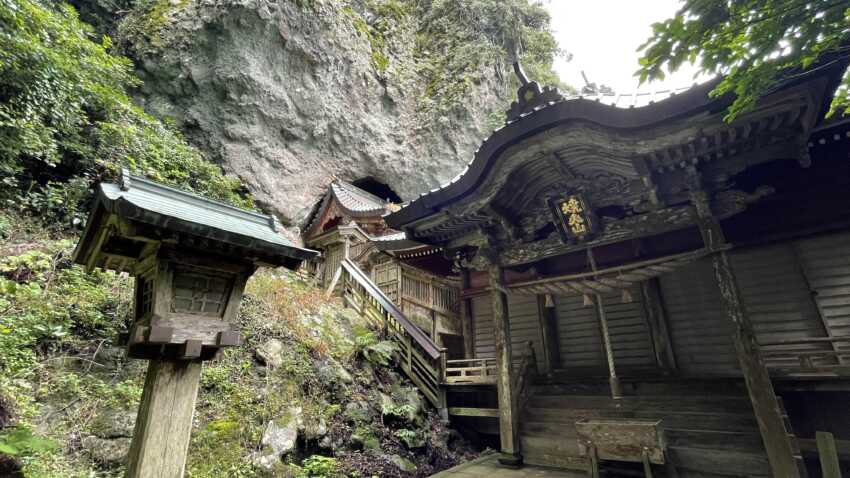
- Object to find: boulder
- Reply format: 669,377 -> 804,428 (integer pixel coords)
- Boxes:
343,400 -> 373,424
386,453 -> 417,473
255,339 -> 286,369
250,449 -> 281,471
81,436 -> 131,467
261,406 -> 302,456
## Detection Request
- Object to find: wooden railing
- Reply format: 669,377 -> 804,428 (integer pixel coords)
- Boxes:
444,358 -> 498,384
760,336 -> 850,375
513,341 -> 537,410
339,259 -> 447,409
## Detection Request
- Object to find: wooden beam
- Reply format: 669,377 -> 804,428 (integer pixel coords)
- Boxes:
713,251 -> 803,478
126,360 -> 203,478
448,407 -> 500,417
689,166 -> 803,478
640,279 -> 677,370
489,263 -> 521,466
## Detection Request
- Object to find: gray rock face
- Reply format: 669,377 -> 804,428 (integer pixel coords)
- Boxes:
123,0 -> 506,226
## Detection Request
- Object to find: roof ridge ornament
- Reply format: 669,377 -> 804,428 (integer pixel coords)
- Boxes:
120,167 -> 132,191
505,61 -> 565,123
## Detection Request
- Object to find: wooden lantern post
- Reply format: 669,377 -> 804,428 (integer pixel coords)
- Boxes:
73,171 -> 317,478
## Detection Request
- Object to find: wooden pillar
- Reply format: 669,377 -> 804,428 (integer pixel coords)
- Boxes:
537,294 -> 561,372
687,167 -> 802,478
460,269 -> 475,358
595,294 -> 622,399
126,359 -> 203,478
640,279 -> 677,371
712,251 -> 802,478
489,263 -> 521,466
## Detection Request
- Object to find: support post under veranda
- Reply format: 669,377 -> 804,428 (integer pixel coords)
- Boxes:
488,261 -> 522,467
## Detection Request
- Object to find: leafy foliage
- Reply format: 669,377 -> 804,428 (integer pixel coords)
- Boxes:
413,0 -> 570,119
0,0 -> 250,232
0,243 -> 129,382
362,340 -> 399,367
637,0 -> 850,121
297,455 -> 341,478
0,426 -> 56,456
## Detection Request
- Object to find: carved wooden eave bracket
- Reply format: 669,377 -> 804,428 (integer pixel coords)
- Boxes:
505,62 -> 566,123
642,82 -> 824,174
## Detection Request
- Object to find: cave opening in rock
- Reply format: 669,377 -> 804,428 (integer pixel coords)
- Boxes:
351,176 -> 402,204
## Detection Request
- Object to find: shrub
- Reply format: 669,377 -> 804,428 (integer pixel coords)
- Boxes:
0,0 -> 251,233
298,455 -> 340,478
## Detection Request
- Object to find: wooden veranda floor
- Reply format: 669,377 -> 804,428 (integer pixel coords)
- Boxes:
430,453 -> 585,478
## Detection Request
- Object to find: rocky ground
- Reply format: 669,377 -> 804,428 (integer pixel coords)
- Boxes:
0,237 -> 480,477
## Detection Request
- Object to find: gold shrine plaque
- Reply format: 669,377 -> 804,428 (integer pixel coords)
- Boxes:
550,194 -> 597,243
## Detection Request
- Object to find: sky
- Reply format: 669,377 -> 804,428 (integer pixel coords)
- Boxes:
542,0 -> 709,94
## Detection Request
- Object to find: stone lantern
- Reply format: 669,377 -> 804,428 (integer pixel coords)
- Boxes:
73,170 -> 317,477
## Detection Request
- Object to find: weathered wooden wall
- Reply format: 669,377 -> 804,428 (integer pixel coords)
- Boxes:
660,258 -> 739,375
472,295 -> 496,359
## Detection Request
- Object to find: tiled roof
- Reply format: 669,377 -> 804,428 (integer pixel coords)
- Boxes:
562,86 -> 695,109
370,231 -> 407,242
331,181 -> 388,214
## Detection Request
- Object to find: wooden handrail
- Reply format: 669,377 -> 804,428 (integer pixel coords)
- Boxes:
341,259 -> 441,360
339,259 -> 447,410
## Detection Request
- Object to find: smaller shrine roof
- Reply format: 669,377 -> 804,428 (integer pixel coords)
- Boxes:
74,172 -> 317,269
303,181 -> 392,239
331,181 -> 388,215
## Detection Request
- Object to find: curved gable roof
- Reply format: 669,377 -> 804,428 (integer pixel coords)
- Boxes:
385,79 -> 724,230
386,57 -> 846,235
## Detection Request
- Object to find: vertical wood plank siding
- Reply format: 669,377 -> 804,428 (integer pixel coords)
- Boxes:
597,289 -> 655,368
322,244 -> 344,288
554,293 -> 605,369
797,231 -> 850,348
507,293 -> 545,369
660,258 -> 740,375
552,289 -> 654,371
472,295 -> 496,358
731,244 -> 832,367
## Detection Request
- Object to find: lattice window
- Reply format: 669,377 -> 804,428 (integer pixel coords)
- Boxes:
171,269 -> 232,317
136,275 -> 154,319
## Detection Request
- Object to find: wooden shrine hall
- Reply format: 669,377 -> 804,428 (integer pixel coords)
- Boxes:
383,60 -> 850,478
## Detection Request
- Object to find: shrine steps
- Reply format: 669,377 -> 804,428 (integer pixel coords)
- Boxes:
518,385 -> 772,477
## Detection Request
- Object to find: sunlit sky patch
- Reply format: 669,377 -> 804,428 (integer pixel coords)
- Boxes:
542,0 -> 712,94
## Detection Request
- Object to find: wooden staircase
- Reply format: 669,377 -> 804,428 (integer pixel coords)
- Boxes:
519,379 -> 778,477
338,259 -> 448,410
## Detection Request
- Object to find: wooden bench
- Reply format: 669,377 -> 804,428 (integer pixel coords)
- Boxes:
576,418 -> 670,478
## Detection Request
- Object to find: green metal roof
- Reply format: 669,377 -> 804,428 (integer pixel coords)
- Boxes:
77,171 -> 317,267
